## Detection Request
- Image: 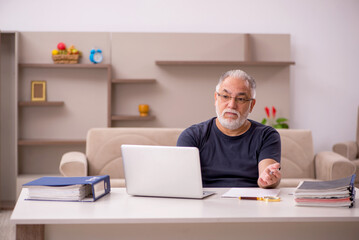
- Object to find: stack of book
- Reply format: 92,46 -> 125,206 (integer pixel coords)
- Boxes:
294,175 -> 356,208
23,175 -> 111,202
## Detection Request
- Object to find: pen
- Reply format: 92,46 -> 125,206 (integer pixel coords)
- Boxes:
239,196 -> 281,202
239,197 -> 261,200
269,168 -> 280,175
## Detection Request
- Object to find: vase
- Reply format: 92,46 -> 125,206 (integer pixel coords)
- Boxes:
138,104 -> 149,117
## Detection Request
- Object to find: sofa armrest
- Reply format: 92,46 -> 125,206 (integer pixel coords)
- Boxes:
59,151 -> 88,177
332,141 -> 358,160
315,151 -> 356,180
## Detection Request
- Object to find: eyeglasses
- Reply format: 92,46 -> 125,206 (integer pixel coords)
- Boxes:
216,92 -> 253,104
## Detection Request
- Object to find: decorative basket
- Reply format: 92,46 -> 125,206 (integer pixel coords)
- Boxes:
52,54 -> 80,64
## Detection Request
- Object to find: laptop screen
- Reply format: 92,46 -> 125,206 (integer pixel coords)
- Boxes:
121,145 -> 210,199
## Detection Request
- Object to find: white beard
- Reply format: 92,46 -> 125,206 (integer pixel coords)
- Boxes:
215,103 -> 249,130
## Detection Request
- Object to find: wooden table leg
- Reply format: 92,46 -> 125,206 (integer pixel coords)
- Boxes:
16,224 -> 44,240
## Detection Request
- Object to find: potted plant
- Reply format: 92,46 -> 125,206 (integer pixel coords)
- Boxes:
261,106 -> 289,129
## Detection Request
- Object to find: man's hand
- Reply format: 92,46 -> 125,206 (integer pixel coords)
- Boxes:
258,160 -> 281,188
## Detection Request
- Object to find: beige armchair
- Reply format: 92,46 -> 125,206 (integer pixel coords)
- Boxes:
60,128 -> 356,188
277,129 -> 355,187
332,106 -> 359,186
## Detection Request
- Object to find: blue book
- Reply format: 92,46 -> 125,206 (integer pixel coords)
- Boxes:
23,175 -> 111,202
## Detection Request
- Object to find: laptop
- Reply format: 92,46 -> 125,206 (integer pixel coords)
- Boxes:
121,144 -> 215,199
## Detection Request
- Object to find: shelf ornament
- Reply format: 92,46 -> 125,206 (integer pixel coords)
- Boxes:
138,104 -> 150,117
89,49 -> 103,64
31,81 -> 47,102
52,42 -> 81,64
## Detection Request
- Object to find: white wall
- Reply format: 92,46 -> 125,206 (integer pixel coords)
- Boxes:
1,0 -> 359,153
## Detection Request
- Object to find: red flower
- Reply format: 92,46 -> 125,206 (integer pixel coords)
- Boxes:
265,106 -> 270,118
272,106 -> 276,119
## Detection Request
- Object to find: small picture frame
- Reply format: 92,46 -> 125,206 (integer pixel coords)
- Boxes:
31,81 -> 47,101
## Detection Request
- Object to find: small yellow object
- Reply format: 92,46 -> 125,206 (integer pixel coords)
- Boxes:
138,104 -> 150,116
52,49 -> 59,55
259,196 -> 281,202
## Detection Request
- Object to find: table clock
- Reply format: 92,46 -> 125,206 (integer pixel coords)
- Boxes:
89,49 -> 103,64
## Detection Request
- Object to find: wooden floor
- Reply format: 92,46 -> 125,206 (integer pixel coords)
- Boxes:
0,210 -> 15,240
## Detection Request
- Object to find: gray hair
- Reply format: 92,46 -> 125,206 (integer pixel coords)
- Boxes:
215,69 -> 256,98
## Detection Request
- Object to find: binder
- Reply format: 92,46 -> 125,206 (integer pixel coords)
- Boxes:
294,174 -> 356,208
23,175 -> 111,202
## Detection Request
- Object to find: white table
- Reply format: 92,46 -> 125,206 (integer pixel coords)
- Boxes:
11,188 -> 359,240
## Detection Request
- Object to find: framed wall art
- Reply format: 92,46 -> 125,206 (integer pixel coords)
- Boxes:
31,81 -> 47,101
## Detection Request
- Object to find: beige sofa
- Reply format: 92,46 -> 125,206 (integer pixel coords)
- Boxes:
333,106 -> 359,186
60,128 -> 356,188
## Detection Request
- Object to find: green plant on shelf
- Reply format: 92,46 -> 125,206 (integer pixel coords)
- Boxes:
261,106 -> 289,129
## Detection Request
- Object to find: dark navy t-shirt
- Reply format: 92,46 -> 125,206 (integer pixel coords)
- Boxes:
177,118 -> 281,187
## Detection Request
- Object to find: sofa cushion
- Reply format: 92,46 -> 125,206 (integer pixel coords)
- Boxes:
86,128 -> 183,178
351,159 -> 359,183
277,129 -> 315,179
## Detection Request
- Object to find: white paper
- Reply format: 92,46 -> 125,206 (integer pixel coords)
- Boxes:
222,188 -> 280,198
